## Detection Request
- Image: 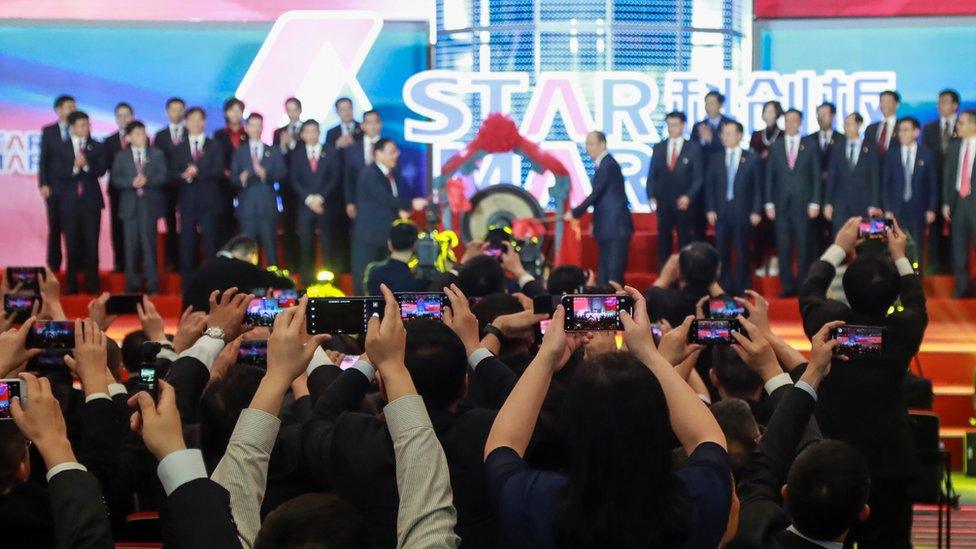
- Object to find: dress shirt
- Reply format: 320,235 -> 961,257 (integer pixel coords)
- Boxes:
786,526 -> 843,549
846,138 -> 862,167
157,448 -> 209,496
783,134 -> 801,160
957,137 -> 976,192
708,115 -> 722,129
178,335 -> 225,370
342,121 -> 356,135
878,115 -> 897,144
385,394 -> 461,549
84,383 -> 129,403
169,122 -> 185,141
364,135 -> 379,165
468,347 -> 494,369
248,140 -> 264,160
71,135 -> 89,174
668,137 -> 684,162
377,161 -> 398,197
59,122 -> 69,141
305,143 -> 322,160
725,147 -> 740,201
350,359 -> 377,382
763,372 -> 793,395
942,115 -> 957,136
818,129 -> 833,150
132,146 -> 147,169
305,345 -> 336,376
820,244 -> 914,276
46,461 -> 88,482
901,143 -> 916,201
188,135 -> 206,160
593,150 -> 609,168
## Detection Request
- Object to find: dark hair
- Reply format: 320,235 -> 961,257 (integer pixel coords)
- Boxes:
590,130 -> 607,144
763,100 -> 784,119
121,330 -> 149,374
255,493 -> 367,549
723,120 -> 744,134
457,255 -> 505,297
848,112 -> 864,125
817,102 -> 837,115
470,293 -> 523,336
842,254 -> 899,316
67,111 -> 89,126
223,97 -> 245,112
0,422 -> 27,492
705,90 -> 726,104
665,111 -> 687,123
285,96 -> 302,110
223,235 -> 259,258
363,109 -> 381,122
678,242 -> 720,290
939,88 -> 961,105
786,440 -> 870,540
710,398 -> 758,477
334,97 -> 353,109
388,221 -> 419,252
185,107 -> 206,120
125,120 -> 146,135
165,97 -> 185,109
547,265 -> 588,295
374,137 -> 396,153
301,119 -> 320,131
115,101 -> 133,114
53,94 -> 75,109
785,108 -> 803,121
404,321 -> 467,409
897,116 -> 920,130
247,112 -> 264,123
106,338 -> 124,381
880,90 -> 901,103
711,345 -> 764,398
199,364 -> 266,469
554,352 -> 690,547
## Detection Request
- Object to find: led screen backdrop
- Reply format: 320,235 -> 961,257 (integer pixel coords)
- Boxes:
0,4 -> 430,267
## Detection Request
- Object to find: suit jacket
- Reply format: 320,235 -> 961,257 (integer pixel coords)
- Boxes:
167,478 -> 241,549
272,121 -> 303,151
102,131 -> 127,189
881,144 -> 939,220
364,258 -> 430,295
153,124 -> 187,157
39,122 -> 69,190
922,118 -> 958,175
704,148 -> 763,218
50,137 -> 107,209
799,259 -> 925,479
290,146 -> 340,205
182,256 -> 295,312
230,142 -> 286,219
825,139 -> 880,214
808,130 -> 845,178
865,119 -> 899,158
646,138 -> 703,203
325,122 -> 363,150
110,147 -> 168,220
942,139 -> 976,213
212,126 -> 245,171
764,134 -> 822,210
571,153 -> 634,241
168,136 -> 226,217
48,468 -> 115,549
690,115 -> 736,157
344,136 -> 380,207
352,163 -> 411,246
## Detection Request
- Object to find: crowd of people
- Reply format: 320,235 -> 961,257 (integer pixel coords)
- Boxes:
0,207 -> 928,548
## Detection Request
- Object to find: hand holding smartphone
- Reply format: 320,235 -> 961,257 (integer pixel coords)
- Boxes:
237,340 -> 268,368
858,217 -> 892,240
562,294 -> 634,331
26,321 -> 75,349
707,297 -> 748,319
688,319 -> 741,345
106,294 -> 144,315
5,267 -> 43,293
0,378 -> 25,420
829,325 -> 885,355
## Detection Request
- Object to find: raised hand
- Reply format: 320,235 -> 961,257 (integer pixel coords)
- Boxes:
365,285 -> 417,401
11,373 -> 74,467
729,316 -> 781,382
128,380 -> 185,461
834,216 -> 861,253
137,296 -> 166,342
443,284 -> 481,353
207,287 -> 253,342
173,306 -> 208,353
87,292 -> 118,331
64,318 -> 109,396
0,319 -> 42,378
266,296 -> 330,387
887,217 -> 908,261
802,320 -> 846,389
657,315 -> 703,366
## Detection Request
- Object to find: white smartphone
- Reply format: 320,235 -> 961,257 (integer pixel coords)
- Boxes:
0,378 -> 26,421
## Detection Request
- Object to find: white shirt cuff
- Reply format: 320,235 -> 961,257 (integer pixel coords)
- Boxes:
764,202 -> 774,210
468,347 -> 494,370
306,346 -> 334,376
350,360 -> 376,383
819,244 -> 847,267
517,273 -> 535,288
109,383 -> 128,397
808,203 -> 820,209
157,449 -> 208,496
179,335 -> 225,370
895,257 -> 915,276
46,462 -> 87,482
764,372 -> 793,395
699,393 -> 712,405
795,380 -> 818,402
157,348 -> 179,362
85,393 -> 111,403
304,195 -> 316,206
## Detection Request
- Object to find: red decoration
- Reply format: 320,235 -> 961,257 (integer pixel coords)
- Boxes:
511,217 -> 545,240
445,176 -> 471,213
472,113 -> 521,153
438,113 -> 570,178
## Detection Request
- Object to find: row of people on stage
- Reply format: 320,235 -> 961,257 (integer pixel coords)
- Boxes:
37,94 -> 426,295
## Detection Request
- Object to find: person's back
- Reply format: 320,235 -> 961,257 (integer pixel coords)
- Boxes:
183,236 -> 294,311
645,242 -> 720,327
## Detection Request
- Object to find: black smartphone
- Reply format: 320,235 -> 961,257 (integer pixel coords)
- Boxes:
106,294 -> 144,315
533,295 -> 559,316
4,294 -> 38,323
830,325 -> 885,355
272,288 -> 303,300
858,217 -> 892,240
6,267 -> 43,293
651,323 -> 664,345
237,340 -> 268,368
135,364 -> 159,400
396,293 -> 447,322
707,297 -> 748,319
248,287 -> 269,298
306,298 -> 384,334
28,350 -> 71,377
26,321 -> 75,349
484,243 -> 507,261
244,296 -> 299,327
689,319 -> 741,345
561,294 -> 635,331
0,378 -> 25,420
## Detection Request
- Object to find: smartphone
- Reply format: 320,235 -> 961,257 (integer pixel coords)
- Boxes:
5,267 -> 43,293
26,321 -> 75,349
338,354 -> 361,370
562,294 -> 635,331
272,288 -> 303,300
651,323 -> 664,345
248,287 -> 269,298
4,294 -> 38,323
396,293 -> 447,322
484,243 -> 506,261
707,297 -> 748,319
830,325 -> 885,355
0,379 -> 24,420
245,296 -> 299,327
28,351 -> 71,377
135,364 -> 159,400
106,294 -> 144,315
858,217 -> 892,240
539,318 -> 552,335
237,340 -> 268,368
688,319 -> 741,345
307,298 -> 384,334
533,295 -> 559,316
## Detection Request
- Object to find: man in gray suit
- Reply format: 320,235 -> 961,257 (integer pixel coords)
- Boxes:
111,121 -> 167,293
231,113 -> 286,266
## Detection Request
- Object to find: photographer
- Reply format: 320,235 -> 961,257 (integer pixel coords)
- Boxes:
364,221 -> 431,296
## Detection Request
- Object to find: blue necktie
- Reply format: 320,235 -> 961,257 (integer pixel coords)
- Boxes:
61,125 -> 68,141
726,151 -> 737,202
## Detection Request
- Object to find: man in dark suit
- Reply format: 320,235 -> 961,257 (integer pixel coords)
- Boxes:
38,94 -> 75,271
272,96 -> 304,271
182,236 -> 294,311
272,96 -> 304,155
942,109 -> 976,297
644,242 -> 724,326
765,109 -> 822,296
231,113 -> 286,266
690,90 -> 735,157
647,111 -> 703,268
364,220 -> 431,295
152,97 -> 187,272
864,90 -> 900,162
705,121 -> 763,294
319,97 -> 361,274
921,89 -> 961,274
565,131 -> 634,285
51,111 -> 106,294
212,97 -> 246,248
343,109 -> 383,224
111,121 -> 167,294
169,107 -> 226,287
825,112 -> 881,237
800,218 -> 925,547
102,101 -> 134,273
325,96 -> 362,151
808,102 -> 844,255
882,117 -> 938,261
351,138 -> 421,294
290,120 -> 341,284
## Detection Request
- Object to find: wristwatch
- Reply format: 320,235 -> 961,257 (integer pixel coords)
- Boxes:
483,324 -> 505,340
204,327 -> 226,342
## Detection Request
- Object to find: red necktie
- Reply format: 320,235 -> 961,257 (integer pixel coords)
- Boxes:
787,139 -> 798,169
192,141 -> 201,162
387,172 -> 398,197
309,153 -> 318,173
135,151 -> 145,196
961,142 -> 972,199
668,143 -> 678,172
172,128 -> 181,145
877,121 -> 888,155
75,140 -> 84,197
120,133 -> 128,149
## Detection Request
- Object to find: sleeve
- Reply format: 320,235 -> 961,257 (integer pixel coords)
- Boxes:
164,354 -> 214,425
38,129 -> 50,188
459,353 -> 517,411
88,143 -> 108,179
926,156 -> 939,213
289,153 -> 311,200
798,260 -> 837,336
230,148 -> 246,190
47,468 -> 115,549
148,150 -> 169,187
645,147 -> 657,201
75,398 -> 126,504
167,478 -> 243,549
688,144 -> 704,199
676,442 -> 733,543
751,157 -> 763,214
943,146 -> 957,211
571,166 -> 609,218
168,146 -> 186,181
869,149 -> 882,210
485,446 -> 532,506
764,145 -> 776,207
199,144 -> 227,179
301,367 -> 374,486
324,151 -> 341,197
110,153 -> 129,190
271,149 -> 287,183
344,149 -> 358,206
825,150 -> 837,207
386,395 -> 461,549
810,139 -> 822,206
880,153 -> 893,212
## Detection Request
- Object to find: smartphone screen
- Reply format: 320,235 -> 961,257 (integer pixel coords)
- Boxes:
539,318 -> 552,335
307,298 -> 384,334
651,323 -> 664,345
28,351 -> 71,376
238,340 -> 269,368
0,379 -> 23,420
26,321 -> 75,349
6,267 -> 42,293
4,294 -> 37,313
858,218 -> 891,239
830,325 -> 885,355
338,354 -> 361,370
396,293 -> 447,322
106,294 -> 143,315
245,296 -> 298,327
483,246 -> 505,260
562,294 -> 634,331
689,319 -> 740,345
707,298 -> 747,319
